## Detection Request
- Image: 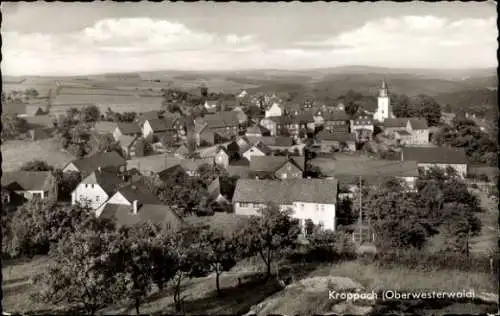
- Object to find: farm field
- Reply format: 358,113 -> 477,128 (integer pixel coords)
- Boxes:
1,138 -> 75,172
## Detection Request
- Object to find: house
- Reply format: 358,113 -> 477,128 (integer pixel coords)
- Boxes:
311,159 -> 420,191
322,110 -> 351,134
118,135 -> 139,159
245,124 -> 270,137
137,110 -> 164,127
401,146 -> 468,177
315,130 -> 356,152
264,102 -> 283,118
290,112 -> 316,133
232,106 -> 248,124
214,146 -> 230,169
71,169 -> 123,210
97,181 -> 183,230
1,171 -> 58,203
142,118 -> 177,143
260,117 -> 280,136
208,177 -> 235,205
350,114 -> 374,141
113,122 -> 142,141
242,141 -> 272,162
232,179 -> 338,232
250,156 -> 305,180
204,112 -> 240,134
204,100 -> 218,112
383,118 -> 429,145
63,151 -> 126,175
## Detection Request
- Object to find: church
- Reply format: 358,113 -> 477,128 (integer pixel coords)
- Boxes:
373,80 -> 393,122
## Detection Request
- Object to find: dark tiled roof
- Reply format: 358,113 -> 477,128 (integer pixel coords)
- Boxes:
250,156 -> 305,173
269,116 -> 293,125
316,130 -> 355,142
408,118 -> 428,130
291,112 -> 314,124
395,130 -> 411,136
204,112 -> 239,128
81,169 -> 123,195
1,171 -> 52,191
115,179 -> 161,205
402,147 -> 467,165
233,179 -> 338,204
311,158 -> 419,178
146,118 -> 170,132
323,110 -> 350,122
100,203 -> 182,229
383,118 -> 409,128
253,141 -> 273,156
117,122 -> 141,135
207,177 -> 236,200
67,151 -> 126,174
227,165 -> 251,178
246,136 -> 294,147
137,111 -> 163,125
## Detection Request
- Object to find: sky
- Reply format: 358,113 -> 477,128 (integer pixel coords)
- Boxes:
1,2 -> 497,76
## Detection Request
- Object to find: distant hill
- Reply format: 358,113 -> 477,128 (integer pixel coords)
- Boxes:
434,89 -> 498,115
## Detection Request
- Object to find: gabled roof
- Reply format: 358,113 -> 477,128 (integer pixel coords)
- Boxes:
291,112 -> 315,124
175,144 -> 190,156
115,180 -> 161,205
137,111 -> 163,125
245,136 -> 294,147
117,122 -> 142,135
323,110 -> 350,122
233,179 -> 338,204
316,130 -> 355,142
1,171 -> 52,191
321,159 -> 419,178
248,141 -> 272,156
395,130 -> 411,136
203,112 -> 239,128
250,156 -> 305,173
66,151 -> 126,174
146,118 -> 171,132
80,169 -> 123,195
383,118 -> 409,128
408,118 -> 429,130
401,147 -> 468,165
119,134 -> 139,148
245,125 -> 264,135
99,203 -> 182,229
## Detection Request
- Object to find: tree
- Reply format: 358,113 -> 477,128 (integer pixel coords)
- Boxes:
117,223 -> 157,314
3,200 -> 105,258
199,229 -> 238,295
120,112 -> 137,122
1,114 -> 29,140
20,160 -> 53,171
411,94 -> 441,127
92,133 -> 122,155
440,202 -> 481,256
25,88 -> 39,99
33,227 -> 126,315
168,226 -> 209,312
392,94 -> 412,118
237,204 -> 300,277
196,163 -> 229,187
344,100 -> 360,117
53,169 -> 82,201
81,105 -> 101,122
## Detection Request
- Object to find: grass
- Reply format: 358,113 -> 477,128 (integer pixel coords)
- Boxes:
2,256 -> 54,313
310,260 -> 498,294
1,138 -> 76,172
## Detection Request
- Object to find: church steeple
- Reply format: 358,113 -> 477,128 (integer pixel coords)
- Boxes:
379,79 -> 388,97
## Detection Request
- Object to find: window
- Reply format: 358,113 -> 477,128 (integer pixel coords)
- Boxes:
32,192 -> 42,199
240,202 -> 249,207
300,203 -> 304,209
85,184 -> 88,188
96,196 -> 100,202
321,205 -> 325,211
91,184 -> 94,189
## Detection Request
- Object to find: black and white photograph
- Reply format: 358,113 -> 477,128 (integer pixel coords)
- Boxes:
1,1 -> 498,315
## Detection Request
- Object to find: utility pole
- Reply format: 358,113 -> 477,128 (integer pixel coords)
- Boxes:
359,175 -> 362,244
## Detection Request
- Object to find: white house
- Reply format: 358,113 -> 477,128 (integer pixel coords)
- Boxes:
232,179 -> 338,232
373,80 -> 393,122
401,147 -> 468,178
242,141 -> 272,162
265,102 -> 283,118
383,118 -> 430,145
71,169 -> 123,210
204,100 -> 218,111
214,147 -> 230,169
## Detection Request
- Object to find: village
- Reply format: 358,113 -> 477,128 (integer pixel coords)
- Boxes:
1,2 -> 498,315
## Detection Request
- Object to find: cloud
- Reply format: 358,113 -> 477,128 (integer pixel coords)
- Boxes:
2,15 -> 497,76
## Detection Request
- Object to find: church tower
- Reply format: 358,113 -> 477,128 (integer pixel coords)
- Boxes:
374,80 -> 392,122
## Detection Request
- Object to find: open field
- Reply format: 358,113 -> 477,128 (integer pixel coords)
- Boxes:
1,138 -> 76,172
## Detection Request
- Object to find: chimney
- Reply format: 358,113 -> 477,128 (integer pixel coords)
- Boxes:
132,200 -> 138,215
